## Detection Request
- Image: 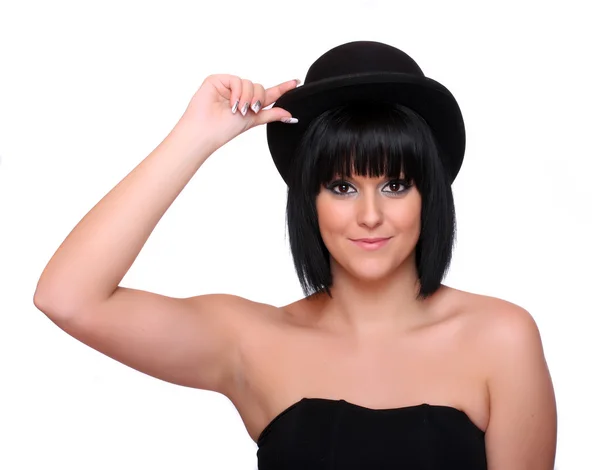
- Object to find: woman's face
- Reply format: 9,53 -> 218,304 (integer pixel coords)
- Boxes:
316,172 -> 422,281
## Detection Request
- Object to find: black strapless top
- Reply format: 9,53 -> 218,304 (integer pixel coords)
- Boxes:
256,397 -> 487,469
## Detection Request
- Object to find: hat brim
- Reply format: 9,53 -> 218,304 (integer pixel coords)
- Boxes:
266,72 -> 465,185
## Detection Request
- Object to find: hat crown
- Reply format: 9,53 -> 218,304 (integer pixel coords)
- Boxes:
305,41 -> 425,84
267,40 -> 465,186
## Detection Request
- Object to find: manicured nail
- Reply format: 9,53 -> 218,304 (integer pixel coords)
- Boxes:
251,100 -> 261,114
241,102 -> 249,116
231,100 -> 239,113
281,117 -> 298,124
294,79 -> 301,86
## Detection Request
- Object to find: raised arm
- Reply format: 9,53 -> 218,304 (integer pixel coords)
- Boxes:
33,74 -> 299,395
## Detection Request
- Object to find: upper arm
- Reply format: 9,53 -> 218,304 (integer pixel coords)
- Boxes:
36,288 -> 255,395
484,303 -> 557,470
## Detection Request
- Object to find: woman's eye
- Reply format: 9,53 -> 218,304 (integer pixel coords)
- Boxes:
383,180 -> 407,193
327,179 -> 410,196
332,182 -> 355,194
325,180 -> 356,195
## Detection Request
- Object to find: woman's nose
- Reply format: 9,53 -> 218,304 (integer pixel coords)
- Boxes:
356,192 -> 384,227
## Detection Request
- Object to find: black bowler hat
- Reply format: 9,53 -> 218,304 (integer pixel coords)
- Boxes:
266,40 -> 466,185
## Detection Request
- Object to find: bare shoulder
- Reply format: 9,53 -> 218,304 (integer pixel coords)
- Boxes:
464,290 -> 543,347
188,292 -> 272,318
188,292 -> 279,337
453,290 -> 557,467
190,293 -> 282,380
444,288 -> 549,386
447,288 -> 542,341
466,291 -> 551,381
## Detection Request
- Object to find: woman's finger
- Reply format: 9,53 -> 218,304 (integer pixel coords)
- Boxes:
250,83 -> 266,114
227,75 -> 242,113
264,79 -> 301,106
239,79 -> 254,116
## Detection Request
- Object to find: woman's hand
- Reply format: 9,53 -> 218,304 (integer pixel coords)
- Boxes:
175,74 -> 300,153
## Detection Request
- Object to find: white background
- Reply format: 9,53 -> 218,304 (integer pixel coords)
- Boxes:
1,1 -> 598,469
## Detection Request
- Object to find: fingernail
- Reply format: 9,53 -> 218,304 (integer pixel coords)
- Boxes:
231,100 -> 239,113
241,102 -> 249,116
294,79 -> 301,86
281,117 -> 298,124
251,100 -> 261,114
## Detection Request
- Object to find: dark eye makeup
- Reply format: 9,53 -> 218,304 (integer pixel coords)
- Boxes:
325,178 -> 412,196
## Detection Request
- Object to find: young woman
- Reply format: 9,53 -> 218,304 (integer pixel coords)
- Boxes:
34,41 -> 557,469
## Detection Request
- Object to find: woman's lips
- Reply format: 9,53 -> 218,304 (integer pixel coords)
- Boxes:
350,238 -> 391,250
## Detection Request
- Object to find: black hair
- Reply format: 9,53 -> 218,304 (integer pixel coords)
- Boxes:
285,100 -> 456,301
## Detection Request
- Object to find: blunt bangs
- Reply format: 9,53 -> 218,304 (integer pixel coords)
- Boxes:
306,101 -> 428,193
285,101 -> 456,301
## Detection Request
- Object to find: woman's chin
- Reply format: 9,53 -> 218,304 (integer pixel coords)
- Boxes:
346,263 -> 395,282
330,256 -> 399,283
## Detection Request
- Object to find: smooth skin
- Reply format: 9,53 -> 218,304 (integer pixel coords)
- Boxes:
34,74 -> 300,392
314,174 -> 424,336
34,74 -> 556,469
299,173 -> 557,469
